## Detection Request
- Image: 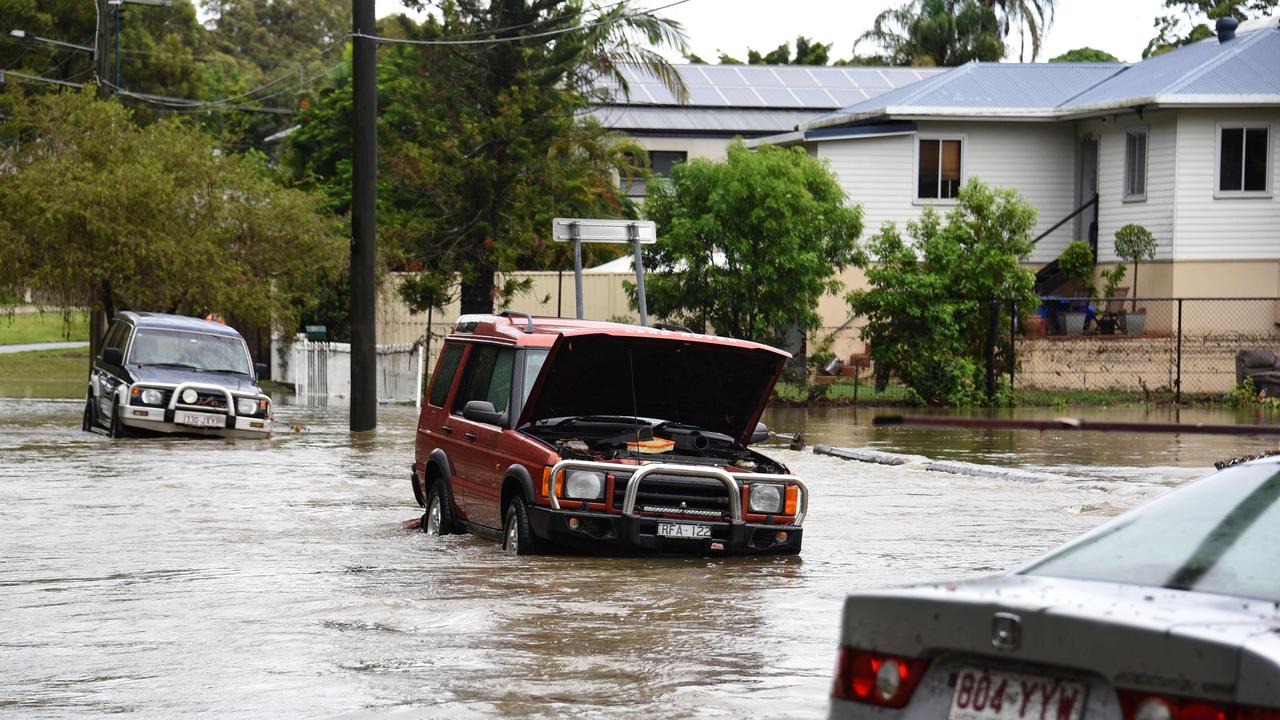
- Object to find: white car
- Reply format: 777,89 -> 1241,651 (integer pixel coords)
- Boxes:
831,457 -> 1280,719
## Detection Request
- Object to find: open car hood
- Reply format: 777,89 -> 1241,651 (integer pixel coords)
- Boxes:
516,330 -> 789,447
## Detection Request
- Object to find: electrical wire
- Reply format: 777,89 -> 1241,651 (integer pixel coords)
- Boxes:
353,0 -> 692,47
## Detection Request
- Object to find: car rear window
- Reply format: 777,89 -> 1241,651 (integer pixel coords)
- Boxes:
427,343 -> 464,408
1024,464 -> 1280,601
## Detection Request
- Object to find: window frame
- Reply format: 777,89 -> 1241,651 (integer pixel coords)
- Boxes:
1215,121 -> 1273,199
426,342 -> 466,409
1122,126 -> 1148,203
913,134 -> 966,205
450,342 -> 518,426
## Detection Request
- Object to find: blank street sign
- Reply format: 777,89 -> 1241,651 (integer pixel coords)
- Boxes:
553,218 -> 656,244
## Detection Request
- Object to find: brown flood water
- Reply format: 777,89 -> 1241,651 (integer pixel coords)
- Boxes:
1,398 -> 1275,718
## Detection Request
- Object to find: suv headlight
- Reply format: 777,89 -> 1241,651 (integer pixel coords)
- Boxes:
236,398 -> 258,416
564,470 -> 606,501
748,484 -> 784,514
140,388 -> 164,405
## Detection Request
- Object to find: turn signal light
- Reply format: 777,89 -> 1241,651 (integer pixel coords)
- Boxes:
1120,691 -> 1280,720
541,467 -> 551,498
784,485 -> 799,515
832,647 -> 928,709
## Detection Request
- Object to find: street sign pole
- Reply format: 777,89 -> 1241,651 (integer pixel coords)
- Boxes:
553,218 -> 657,325
350,0 -> 377,432
571,222 -> 584,320
629,223 -> 648,326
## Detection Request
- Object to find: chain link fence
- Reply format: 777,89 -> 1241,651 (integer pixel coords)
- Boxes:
1014,297 -> 1280,401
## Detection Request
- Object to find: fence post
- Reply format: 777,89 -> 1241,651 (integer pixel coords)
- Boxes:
986,299 -> 998,401
1008,300 -> 1016,395
1175,298 -> 1184,404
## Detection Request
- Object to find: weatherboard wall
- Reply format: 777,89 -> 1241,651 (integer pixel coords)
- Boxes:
1086,111 -> 1178,268
815,121 -> 1077,263
1173,108 -> 1280,261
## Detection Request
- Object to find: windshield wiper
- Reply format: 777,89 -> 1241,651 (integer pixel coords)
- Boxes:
198,368 -> 248,375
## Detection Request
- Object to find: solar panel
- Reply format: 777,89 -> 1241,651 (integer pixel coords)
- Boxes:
737,66 -> 786,87
720,87 -> 765,106
688,85 -> 727,105
842,68 -> 893,89
757,87 -> 802,106
794,88 -> 839,106
830,89 -> 869,106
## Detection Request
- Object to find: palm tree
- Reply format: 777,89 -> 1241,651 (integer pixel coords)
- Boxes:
981,0 -> 1056,62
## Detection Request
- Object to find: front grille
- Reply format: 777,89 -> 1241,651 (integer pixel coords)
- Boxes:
614,474 -> 731,520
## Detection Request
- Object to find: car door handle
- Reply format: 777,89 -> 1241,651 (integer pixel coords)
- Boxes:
464,432 -> 477,442
441,426 -> 453,434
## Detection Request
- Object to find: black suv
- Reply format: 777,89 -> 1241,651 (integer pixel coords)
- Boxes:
83,312 -> 272,438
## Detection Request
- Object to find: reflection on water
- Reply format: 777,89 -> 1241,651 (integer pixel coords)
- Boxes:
0,399 -> 1266,717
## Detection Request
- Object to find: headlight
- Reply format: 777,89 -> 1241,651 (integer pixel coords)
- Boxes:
748,483 -> 784,514
564,470 -> 606,501
236,398 -> 258,415
140,388 -> 163,405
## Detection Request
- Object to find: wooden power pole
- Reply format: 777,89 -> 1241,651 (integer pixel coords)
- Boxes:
350,0 -> 378,431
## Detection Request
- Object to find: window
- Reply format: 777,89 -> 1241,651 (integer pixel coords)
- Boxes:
427,343 -> 464,408
452,345 -> 516,419
623,150 -> 687,198
1218,124 -> 1271,195
917,137 -> 963,200
102,321 -> 129,357
1124,129 -> 1147,200
521,349 -> 549,406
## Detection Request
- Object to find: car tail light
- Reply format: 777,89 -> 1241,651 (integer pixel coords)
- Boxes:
1119,691 -> 1280,720
832,647 -> 928,708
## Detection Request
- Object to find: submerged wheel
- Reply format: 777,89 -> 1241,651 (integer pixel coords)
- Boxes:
422,481 -> 456,536
502,496 -> 539,556
81,391 -> 96,433
108,404 -> 132,439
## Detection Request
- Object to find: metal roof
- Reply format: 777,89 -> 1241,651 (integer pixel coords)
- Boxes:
586,106 -> 828,135
597,63 -> 944,110
803,19 -> 1280,131
123,311 -> 244,338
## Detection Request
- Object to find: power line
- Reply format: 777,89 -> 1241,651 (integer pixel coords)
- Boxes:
354,0 -> 692,47
0,69 -> 85,88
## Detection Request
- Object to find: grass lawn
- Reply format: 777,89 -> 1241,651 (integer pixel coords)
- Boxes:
0,348 -> 89,399
0,311 -> 90,345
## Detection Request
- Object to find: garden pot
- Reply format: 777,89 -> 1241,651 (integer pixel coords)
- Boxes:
1063,311 -> 1086,335
1099,315 -> 1117,335
1124,311 -> 1146,336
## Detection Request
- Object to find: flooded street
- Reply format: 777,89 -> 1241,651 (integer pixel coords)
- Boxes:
2,399 -> 1275,718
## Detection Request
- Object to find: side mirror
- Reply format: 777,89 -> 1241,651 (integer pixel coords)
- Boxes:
749,422 -> 770,445
255,362 -> 269,380
462,400 -> 503,425
102,347 -> 124,366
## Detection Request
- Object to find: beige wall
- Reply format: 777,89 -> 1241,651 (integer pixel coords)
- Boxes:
627,135 -> 735,161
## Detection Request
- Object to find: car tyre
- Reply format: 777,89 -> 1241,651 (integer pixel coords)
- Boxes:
422,481 -> 457,536
81,391 -> 97,433
502,496 -> 540,556
108,404 -> 132,439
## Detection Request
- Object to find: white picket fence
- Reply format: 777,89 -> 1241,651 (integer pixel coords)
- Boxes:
272,334 -> 426,406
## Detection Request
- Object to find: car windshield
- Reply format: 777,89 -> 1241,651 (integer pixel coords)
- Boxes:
1024,464 -> 1280,601
128,329 -> 252,375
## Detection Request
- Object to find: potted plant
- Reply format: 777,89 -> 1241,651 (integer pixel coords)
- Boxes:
1114,223 -> 1156,335
1097,264 -> 1127,334
1058,241 -> 1095,335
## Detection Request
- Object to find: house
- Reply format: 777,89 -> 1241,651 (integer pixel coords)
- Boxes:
590,63 -> 943,197
755,16 -> 1280,302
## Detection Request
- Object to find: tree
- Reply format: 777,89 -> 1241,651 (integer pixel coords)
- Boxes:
636,142 -> 863,345
291,1 -> 687,317
847,180 -> 1039,406
856,0 -> 1004,66
980,0 -> 1056,61
0,88 -> 344,347
744,36 -> 833,65
1050,47 -> 1119,62
1113,223 -> 1157,311
1144,0 -> 1277,58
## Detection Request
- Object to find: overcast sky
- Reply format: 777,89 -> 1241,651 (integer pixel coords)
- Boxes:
373,0 -> 1172,64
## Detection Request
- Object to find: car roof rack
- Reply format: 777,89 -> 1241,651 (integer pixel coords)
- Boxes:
652,322 -> 693,333
498,309 -> 534,333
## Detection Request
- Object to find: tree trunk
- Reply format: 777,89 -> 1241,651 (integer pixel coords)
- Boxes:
459,261 -> 496,315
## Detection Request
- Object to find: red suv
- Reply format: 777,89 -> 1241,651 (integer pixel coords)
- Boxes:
411,311 -> 808,556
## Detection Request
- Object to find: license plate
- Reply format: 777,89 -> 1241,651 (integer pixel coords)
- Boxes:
179,412 -> 224,429
948,667 -> 1087,720
657,522 -> 711,539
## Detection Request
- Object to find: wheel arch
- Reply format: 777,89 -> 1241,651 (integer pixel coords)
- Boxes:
501,464 -> 535,516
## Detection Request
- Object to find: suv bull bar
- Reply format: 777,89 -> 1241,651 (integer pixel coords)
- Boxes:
547,460 -> 808,526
